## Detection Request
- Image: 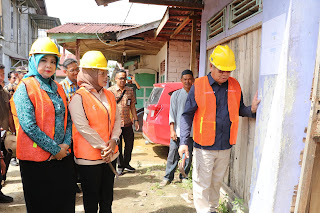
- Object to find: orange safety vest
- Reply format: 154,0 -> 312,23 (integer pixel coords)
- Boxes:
72,87 -> 118,161
10,77 -> 68,162
193,76 -> 241,146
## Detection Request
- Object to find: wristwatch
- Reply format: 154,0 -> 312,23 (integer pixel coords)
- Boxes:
112,138 -> 120,145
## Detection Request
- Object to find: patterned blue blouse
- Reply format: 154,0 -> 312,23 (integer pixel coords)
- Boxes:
13,76 -> 72,156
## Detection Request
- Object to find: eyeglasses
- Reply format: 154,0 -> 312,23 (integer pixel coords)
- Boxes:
68,68 -> 80,73
117,77 -> 127,81
218,70 -> 232,74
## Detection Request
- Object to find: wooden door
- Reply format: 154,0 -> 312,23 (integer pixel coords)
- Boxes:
206,27 -> 262,205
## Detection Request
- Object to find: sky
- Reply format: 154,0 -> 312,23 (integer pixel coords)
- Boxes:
45,0 -> 167,25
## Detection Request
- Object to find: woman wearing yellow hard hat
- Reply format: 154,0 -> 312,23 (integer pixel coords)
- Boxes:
11,37 -> 75,212
69,50 -> 121,212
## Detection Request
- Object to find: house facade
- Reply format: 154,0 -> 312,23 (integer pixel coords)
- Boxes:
96,0 -> 320,212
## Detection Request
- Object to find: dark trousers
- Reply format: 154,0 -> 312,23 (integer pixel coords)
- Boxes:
118,126 -> 134,168
164,137 -> 193,181
0,157 -> 2,191
78,161 -> 116,213
20,155 -> 76,213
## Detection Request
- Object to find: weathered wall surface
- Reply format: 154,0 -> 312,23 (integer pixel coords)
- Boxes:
199,0 -> 262,77
1,1 -> 37,81
250,0 -> 320,212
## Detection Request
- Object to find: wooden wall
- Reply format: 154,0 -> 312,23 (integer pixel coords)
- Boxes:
206,27 -> 262,205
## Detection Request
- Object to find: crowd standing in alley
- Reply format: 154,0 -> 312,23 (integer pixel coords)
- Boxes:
11,37 -> 76,213
0,64 -> 14,203
69,50 -> 121,213
160,69 -> 194,187
179,45 -> 260,213
108,70 -> 139,175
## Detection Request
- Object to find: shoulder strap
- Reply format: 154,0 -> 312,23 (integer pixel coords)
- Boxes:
116,89 -> 126,104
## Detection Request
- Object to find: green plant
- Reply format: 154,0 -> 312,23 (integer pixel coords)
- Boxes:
137,161 -> 142,168
181,178 -> 193,190
146,168 -> 151,174
151,182 -> 161,190
217,199 -> 229,213
232,198 -> 246,213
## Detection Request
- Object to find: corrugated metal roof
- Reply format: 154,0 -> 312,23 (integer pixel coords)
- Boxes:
47,23 -> 139,34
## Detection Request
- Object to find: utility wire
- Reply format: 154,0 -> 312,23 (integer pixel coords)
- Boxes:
123,3 -> 133,23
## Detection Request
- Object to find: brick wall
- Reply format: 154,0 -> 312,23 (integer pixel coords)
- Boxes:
167,40 -> 191,82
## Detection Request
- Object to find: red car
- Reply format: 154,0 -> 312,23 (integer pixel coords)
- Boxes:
143,82 -> 183,146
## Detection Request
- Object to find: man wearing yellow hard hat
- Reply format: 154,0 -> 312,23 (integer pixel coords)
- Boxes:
178,45 -> 260,213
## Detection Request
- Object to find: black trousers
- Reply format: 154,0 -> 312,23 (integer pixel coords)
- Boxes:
19,155 -> 76,213
118,126 -> 134,168
78,160 -> 116,213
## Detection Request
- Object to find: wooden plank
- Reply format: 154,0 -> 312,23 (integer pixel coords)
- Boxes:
294,23 -> 320,213
245,28 -> 261,202
309,143 -> 320,212
236,34 -> 247,198
240,31 -> 251,200
190,18 -> 197,75
117,20 -> 160,40
129,0 -> 204,9
75,39 -> 80,62
155,8 -> 170,38
170,16 -> 192,39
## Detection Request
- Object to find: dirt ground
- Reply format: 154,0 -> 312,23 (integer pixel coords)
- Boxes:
0,133 -> 195,213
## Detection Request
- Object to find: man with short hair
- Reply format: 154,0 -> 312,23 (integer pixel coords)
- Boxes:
179,45 -> 260,213
108,70 -> 139,175
160,70 -> 194,187
3,71 -> 17,97
15,66 -> 27,83
60,58 -> 79,102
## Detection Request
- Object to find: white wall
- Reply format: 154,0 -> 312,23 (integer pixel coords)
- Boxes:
167,40 -> 191,82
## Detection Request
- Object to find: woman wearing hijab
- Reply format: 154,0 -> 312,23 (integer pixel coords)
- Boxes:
11,37 -> 75,213
69,51 -> 121,213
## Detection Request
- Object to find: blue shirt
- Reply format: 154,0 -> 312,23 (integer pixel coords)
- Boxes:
169,88 -> 193,137
60,76 -> 79,102
180,73 -> 255,150
13,76 -> 72,156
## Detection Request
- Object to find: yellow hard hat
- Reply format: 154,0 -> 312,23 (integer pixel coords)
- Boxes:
209,45 -> 236,71
29,37 -> 61,57
80,51 -> 108,70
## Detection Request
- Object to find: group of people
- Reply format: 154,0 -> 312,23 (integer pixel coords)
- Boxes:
0,37 -> 140,213
0,36 -> 260,213
0,64 -> 28,203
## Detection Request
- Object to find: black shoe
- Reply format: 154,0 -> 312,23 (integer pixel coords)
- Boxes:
0,191 -> 13,203
124,165 -> 136,172
117,167 -> 124,176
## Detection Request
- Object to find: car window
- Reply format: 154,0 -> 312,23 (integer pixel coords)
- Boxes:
145,87 -> 164,107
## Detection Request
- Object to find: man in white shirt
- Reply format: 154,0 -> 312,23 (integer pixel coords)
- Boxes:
160,70 -> 194,187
